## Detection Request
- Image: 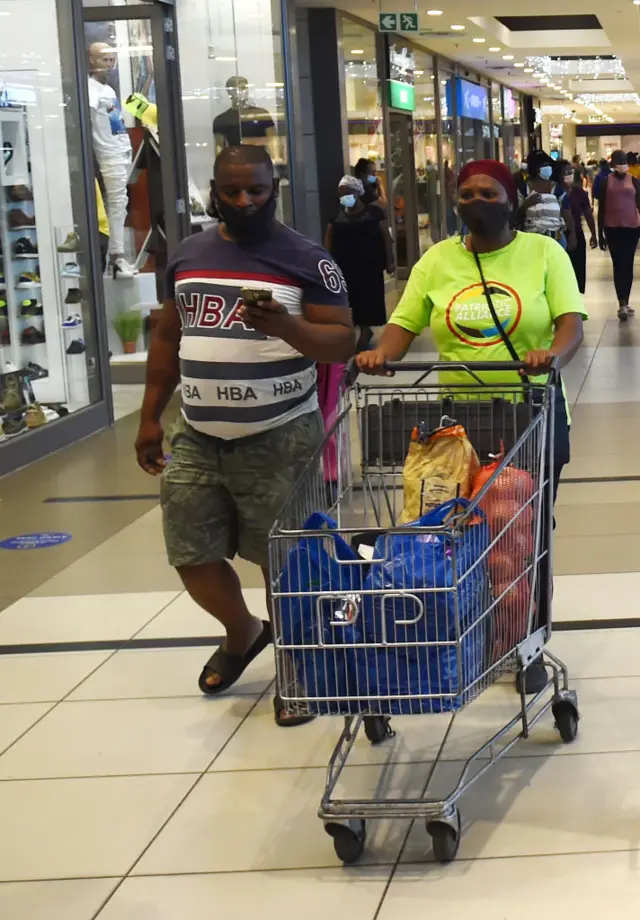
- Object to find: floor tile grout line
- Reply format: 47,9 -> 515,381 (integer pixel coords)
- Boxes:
572,316 -> 610,408
370,714 -> 458,920
90,680 -> 275,920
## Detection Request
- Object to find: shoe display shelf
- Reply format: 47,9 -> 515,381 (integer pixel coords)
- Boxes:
53,225 -> 89,409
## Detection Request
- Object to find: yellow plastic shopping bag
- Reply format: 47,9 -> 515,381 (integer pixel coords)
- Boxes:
401,422 -> 480,523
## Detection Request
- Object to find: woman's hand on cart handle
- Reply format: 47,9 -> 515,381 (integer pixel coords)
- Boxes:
521,351 -> 560,376
355,348 -> 395,376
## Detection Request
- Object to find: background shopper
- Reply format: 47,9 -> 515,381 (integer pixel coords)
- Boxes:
597,149 -> 640,321
325,175 -> 394,349
356,159 -> 586,695
560,159 -> 597,294
517,149 -> 576,251
354,158 -> 388,208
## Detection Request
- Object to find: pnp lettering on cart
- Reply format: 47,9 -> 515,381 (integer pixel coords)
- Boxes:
273,379 -> 303,396
216,386 -> 258,401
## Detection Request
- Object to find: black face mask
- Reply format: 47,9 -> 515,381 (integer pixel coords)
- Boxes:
458,200 -> 511,237
215,189 -> 277,242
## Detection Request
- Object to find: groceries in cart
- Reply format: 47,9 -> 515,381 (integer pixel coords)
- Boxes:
401,417 -> 480,522
471,448 -> 535,662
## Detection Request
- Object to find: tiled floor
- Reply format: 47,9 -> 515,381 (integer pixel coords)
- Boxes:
3,248 -> 640,916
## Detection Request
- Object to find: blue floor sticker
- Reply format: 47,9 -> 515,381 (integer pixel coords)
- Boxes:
0,532 -> 72,550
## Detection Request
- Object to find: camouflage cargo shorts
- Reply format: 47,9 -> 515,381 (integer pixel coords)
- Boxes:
160,410 -> 324,569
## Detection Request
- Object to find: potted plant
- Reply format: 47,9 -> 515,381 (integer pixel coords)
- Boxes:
113,309 -> 143,354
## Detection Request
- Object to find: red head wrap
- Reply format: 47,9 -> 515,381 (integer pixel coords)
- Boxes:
457,159 -> 518,208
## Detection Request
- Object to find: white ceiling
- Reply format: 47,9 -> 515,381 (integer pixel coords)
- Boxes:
327,1 -> 640,126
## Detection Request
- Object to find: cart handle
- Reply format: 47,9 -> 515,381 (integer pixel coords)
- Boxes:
344,357 -> 559,387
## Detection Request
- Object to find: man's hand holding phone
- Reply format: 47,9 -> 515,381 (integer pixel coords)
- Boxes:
239,287 -> 290,335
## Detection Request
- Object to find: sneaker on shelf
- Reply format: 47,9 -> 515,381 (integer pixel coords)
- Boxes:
26,361 -> 48,379
20,298 -> 43,316
16,271 -> 41,289
64,287 -> 82,305
25,403 -> 46,428
57,232 -> 80,253
16,272 -> 41,289
8,185 -> 33,202
3,360 -> 18,372
4,414 -> 26,437
61,262 -> 81,278
110,256 -> 138,279
0,300 -> 7,316
8,208 -> 35,229
21,326 -> 46,345
66,339 -> 86,355
62,313 -> 82,328
13,237 -> 38,257
190,197 -> 205,217
2,375 -> 23,412
42,405 -> 59,422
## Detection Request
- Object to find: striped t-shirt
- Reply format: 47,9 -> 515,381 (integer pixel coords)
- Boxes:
518,183 -> 567,237
166,223 -> 349,440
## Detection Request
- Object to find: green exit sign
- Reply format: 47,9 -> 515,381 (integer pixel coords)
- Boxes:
388,79 -> 415,112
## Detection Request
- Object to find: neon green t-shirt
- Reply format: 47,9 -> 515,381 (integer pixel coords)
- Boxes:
390,232 -> 587,393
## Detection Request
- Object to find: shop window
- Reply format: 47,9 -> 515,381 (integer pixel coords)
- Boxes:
0,0 -> 103,443
340,19 -> 385,191
439,69 -> 458,238
175,0 -> 291,226
413,54 -> 440,252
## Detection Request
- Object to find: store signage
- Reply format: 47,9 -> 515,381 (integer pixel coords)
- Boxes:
388,80 -> 416,112
379,12 -> 419,32
0,532 -> 73,550
457,78 -> 489,121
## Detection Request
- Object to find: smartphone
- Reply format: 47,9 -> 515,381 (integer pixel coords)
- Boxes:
241,287 -> 272,306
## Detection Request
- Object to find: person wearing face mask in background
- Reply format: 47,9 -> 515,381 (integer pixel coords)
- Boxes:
325,175 -> 394,350
356,159 -> 586,696
135,146 -> 353,726
559,159 -> 597,295
597,149 -> 640,321
517,150 -> 577,251
354,158 -> 389,208
514,159 -> 528,198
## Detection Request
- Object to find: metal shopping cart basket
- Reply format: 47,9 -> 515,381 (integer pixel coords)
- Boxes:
268,361 -> 579,865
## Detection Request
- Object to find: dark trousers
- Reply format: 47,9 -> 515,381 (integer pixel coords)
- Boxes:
537,385 -> 570,633
568,232 -> 587,294
604,226 -> 640,305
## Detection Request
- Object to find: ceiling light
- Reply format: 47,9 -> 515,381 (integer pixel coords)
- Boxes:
441,79 -> 447,85
524,68 -> 533,73
634,1 -> 640,6
266,82 -> 284,88
488,46 -> 501,52
350,49 -> 364,55
514,62 -> 525,68
414,70 -> 424,75
426,9 -> 443,14
450,24 -> 465,31
502,54 -> 514,61
214,56 -> 237,61
472,37 -> 486,43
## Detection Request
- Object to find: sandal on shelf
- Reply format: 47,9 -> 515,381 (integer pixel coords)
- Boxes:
198,620 -> 272,696
273,693 -> 316,728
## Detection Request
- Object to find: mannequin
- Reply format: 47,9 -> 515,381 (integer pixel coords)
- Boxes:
88,42 -> 137,279
213,75 -> 277,159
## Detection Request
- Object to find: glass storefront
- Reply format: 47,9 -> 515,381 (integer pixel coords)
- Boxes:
502,86 -> 522,170
0,0 -> 104,454
340,18 -> 385,180
491,83 -> 504,162
412,53 -> 439,252
438,66 -> 458,238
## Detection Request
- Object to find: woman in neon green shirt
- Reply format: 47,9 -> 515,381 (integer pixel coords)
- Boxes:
356,159 -> 587,694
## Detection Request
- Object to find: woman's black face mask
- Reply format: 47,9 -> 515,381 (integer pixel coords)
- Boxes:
458,200 -> 511,237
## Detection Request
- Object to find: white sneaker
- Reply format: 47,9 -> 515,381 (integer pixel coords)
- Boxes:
110,257 -> 138,279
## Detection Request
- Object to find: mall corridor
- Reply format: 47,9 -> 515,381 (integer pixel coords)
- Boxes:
1,248 -> 640,917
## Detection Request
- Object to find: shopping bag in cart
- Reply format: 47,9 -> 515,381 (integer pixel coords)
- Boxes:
400,421 -> 480,523
364,498 -> 490,647
276,512 -> 367,713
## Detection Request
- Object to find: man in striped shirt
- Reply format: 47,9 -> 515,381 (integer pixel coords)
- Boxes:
135,146 -> 354,724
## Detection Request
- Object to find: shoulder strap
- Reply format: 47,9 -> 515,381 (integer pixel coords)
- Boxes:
472,249 -> 530,386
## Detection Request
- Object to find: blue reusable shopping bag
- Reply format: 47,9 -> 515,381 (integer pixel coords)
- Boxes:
277,512 -> 367,713
363,498 -> 490,649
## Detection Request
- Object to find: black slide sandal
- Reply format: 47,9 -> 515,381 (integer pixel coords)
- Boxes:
198,620 -> 272,695
273,693 -> 316,728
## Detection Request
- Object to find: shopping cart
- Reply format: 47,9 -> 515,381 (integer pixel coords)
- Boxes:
269,361 -> 579,865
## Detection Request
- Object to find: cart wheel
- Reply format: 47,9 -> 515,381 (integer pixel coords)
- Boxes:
427,810 -> 461,864
325,820 -> 366,865
553,701 -> 579,743
364,715 -> 394,745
